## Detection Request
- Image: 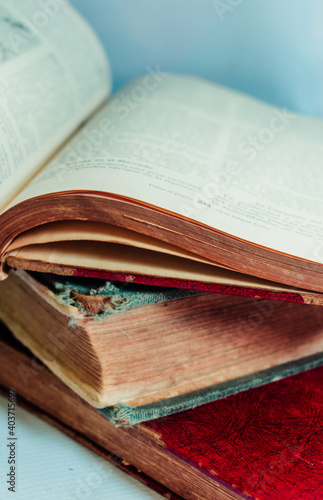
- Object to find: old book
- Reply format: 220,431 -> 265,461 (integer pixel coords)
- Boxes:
0,325 -> 322,500
0,268 -> 322,422
0,1 -> 323,304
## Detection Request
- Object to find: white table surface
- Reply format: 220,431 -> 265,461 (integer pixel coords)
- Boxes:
0,396 -> 162,500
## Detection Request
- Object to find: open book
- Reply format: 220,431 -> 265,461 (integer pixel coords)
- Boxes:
1,0 -> 323,304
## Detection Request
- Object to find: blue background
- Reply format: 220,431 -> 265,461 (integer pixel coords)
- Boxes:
70,0 -> 323,117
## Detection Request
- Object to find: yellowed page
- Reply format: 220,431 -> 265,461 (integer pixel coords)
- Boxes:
6,239 -> 302,293
5,220 -> 221,267
10,74 -> 323,263
0,0 -> 111,212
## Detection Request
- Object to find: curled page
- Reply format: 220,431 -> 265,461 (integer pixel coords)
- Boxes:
0,0 -> 111,211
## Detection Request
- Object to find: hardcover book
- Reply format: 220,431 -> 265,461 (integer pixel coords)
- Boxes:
0,1 -> 323,304
0,323 -> 322,500
0,269 -> 322,424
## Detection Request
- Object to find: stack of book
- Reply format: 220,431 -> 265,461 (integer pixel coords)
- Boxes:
1,321 -> 322,499
0,1 -> 322,498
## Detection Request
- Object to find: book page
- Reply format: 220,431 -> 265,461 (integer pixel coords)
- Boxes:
11,74 -> 323,263
0,0 -> 110,212
6,220 -> 219,266
5,239 -> 298,292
